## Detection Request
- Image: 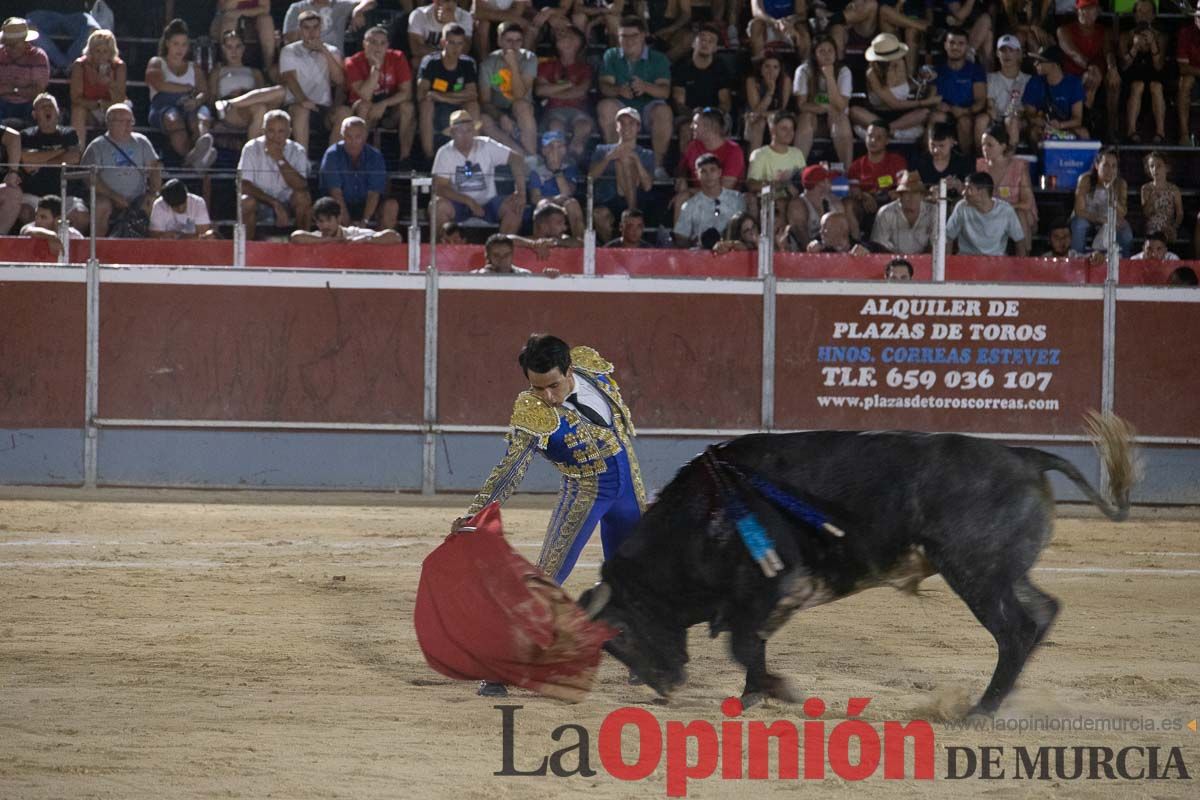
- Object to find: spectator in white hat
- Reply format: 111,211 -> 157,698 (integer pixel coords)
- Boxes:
0,17 -> 50,125
871,170 -> 935,255
851,33 -> 939,144
431,108 -> 526,235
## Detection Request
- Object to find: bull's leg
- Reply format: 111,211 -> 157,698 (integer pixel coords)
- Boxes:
947,580 -> 1041,715
1014,575 -> 1060,650
730,626 -> 798,707
732,632 -> 768,703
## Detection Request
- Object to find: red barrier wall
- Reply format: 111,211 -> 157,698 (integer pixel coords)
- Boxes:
418,244 -> 585,274
83,239 -> 235,267
436,289 -> 764,429
0,282 -> 87,427
1088,260 -> 1190,286
4,258 -> 1199,442
597,249 -> 756,277
246,241 -> 408,270
1114,301 -> 1200,438
3,236 -> 1196,285
97,285 -> 426,423
776,253 -> 933,280
948,256 -> 1089,284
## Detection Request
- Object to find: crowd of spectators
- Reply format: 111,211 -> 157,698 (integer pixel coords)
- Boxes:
0,1 -> 1199,266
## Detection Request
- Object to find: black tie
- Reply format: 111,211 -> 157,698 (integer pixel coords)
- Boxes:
568,393 -> 608,427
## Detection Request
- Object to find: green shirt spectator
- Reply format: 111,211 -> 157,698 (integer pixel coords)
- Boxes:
600,44 -> 671,112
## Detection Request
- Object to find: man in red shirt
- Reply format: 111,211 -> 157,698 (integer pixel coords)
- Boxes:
671,106 -> 745,221
1056,0 -> 1119,138
846,121 -> 907,231
345,26 -> 415,164
535,25 -> 594,163
1177,5 -> 1200,147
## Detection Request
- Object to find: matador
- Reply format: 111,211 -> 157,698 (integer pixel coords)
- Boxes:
456,334 -> 645,695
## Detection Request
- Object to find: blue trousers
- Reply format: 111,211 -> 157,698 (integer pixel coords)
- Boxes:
26,12 -> 99,71
540,449 -> 641,585
1070,214 -> 1133,256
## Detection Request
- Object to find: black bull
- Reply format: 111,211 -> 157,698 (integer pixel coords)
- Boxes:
579,414 -> 1136,715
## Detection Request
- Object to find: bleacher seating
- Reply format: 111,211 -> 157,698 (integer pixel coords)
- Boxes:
9,3 -> 1200,260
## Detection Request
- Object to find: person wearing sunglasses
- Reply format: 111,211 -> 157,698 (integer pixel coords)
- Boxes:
674,152 -> 744,248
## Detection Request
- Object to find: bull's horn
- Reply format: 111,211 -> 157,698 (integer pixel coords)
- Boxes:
584,582 -> 612,619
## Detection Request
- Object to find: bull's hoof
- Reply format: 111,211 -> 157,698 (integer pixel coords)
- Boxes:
742,674 -> 799,706
764,675 -> 800,703
965,703 -> 996,719
741,691 -> 766,709
477,681 -> 508,697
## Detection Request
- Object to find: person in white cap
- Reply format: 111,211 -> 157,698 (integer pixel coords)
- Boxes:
0,18 -> 50,125
586,105 -> 654,225
1175,3 -> 1200,147
980,34 -> 1031,148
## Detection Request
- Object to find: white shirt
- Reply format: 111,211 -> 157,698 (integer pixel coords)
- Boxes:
793,63 -> 853,102
21,222 -> 83,240
408,4 -> 474,49
470,265 -> 531,273
1130,250 -> 1180,261
946,198 -> 1024,256
674,188 -> 745,243
431,136 -> 514,205
238,136 -> 310,202
150,193 -> 211,233
283,0 -> 360,54
567,372 -> 613,426
986,70 -> 1031,120
338,224 -> 378,241
871,199 -> 935,254
279,40 -> 340,107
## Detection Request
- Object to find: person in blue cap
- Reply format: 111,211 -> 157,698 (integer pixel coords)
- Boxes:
527,128 -> 584,238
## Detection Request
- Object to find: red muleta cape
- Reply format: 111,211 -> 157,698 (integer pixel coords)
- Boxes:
413,503 -> 615,702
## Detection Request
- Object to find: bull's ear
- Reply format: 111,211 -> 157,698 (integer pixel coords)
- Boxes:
582,582 -> 612,619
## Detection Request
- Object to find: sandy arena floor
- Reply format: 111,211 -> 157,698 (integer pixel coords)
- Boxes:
0,493 -> 1197,799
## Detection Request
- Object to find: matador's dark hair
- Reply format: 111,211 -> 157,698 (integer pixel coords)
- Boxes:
519,334 -> 571,376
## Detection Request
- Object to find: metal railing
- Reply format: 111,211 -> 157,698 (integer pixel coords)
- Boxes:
3,162 -> 1164,490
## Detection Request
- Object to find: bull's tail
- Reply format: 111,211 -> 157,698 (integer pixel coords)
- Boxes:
1018,412 -> 1138,521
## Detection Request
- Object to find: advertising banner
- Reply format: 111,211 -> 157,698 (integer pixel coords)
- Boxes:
775,286 -> 1104,435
